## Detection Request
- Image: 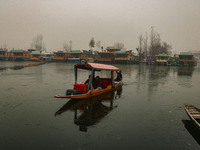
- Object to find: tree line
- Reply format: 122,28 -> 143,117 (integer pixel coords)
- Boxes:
31,27 -> 172,58
137,27 -> 172,61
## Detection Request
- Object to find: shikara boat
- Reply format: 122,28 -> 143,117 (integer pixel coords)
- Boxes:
54,62 -> 122,99
184,103 -> 200,129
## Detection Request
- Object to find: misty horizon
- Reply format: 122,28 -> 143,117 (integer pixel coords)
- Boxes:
0,0 -> 200,53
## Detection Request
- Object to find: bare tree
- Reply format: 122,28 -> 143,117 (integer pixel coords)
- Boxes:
96,41 -> 101,51
149,27 -> 160,57
143,32 -> 148,59
148,27 -> 171,57
89,37 -> 95,50
136,35 -> 144,61
42,42 -> 46,52
69,40 -> 72,51
31,34 -> 45,52
114,42 -> 124,50
63,40 -> 72,52
159,42 -> 172,54
63,41 -> 69,52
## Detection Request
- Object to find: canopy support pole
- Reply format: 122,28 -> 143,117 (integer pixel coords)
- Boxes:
88,69 -> 94,94
111,70 -> 114,88
74,67 -> 77,84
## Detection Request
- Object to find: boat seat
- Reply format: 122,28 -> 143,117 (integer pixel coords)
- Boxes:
191,114 -> 200,117
190,112 -> 200,114
193,116 -> 200,119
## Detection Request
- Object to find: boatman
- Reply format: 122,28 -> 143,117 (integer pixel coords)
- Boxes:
115,70 -> 122,81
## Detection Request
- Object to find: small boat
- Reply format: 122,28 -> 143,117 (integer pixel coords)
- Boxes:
54,62 -> 122,99
184,103 -> 200,129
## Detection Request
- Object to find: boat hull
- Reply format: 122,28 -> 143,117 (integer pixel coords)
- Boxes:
55,82 -> 122,99
184,103 -> 200,129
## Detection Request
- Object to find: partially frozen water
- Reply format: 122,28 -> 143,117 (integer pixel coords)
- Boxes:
0,62 -> 200,150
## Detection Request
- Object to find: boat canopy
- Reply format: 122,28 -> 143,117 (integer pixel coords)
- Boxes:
74,63 -> 120,71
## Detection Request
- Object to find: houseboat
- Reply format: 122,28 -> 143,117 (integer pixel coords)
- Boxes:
8,50 -> 30,61
115,50 -> 139,64
97,47 -> 120,63
114,51 -> 129,64
0,48 -> 7,61
155,53 -> 170,65
53,51 -> 69,62
68,50 -> 94,63
169,56 -> 179,66
97,52 -> 115,63
30,51 -> 42,61
97,47 -> 138,64
179,52 -> 196,66
41,52 -> 55,62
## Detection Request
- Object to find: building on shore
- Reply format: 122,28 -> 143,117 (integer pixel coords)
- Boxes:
68,50 -> 92,63
97,47 -> 119,63
168,56 -> 179,66
179,52 -> 196,66
97,51 -> 115,63
97,47 -> 138,64
30,51 -> 42,61
53,50 -> 94,63
7,50 -> 30,61
41,52 -> 55,62
53,51 -> 69,62
114,51 -> 130,64
0,48 -> 7,60
155,53 -> 170,65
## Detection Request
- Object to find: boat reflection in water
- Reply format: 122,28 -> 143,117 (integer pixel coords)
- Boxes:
55,86 -> 122,132
182,120 -> 200,145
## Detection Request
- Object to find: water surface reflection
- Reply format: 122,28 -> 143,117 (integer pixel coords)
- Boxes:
178,67 -> 194,76
55,86 -> 122,132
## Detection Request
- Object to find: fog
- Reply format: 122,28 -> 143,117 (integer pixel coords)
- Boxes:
0,0 -> 200,52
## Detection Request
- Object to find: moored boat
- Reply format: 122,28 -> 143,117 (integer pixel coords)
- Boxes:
54,62 -> 122,99
184,103 -> 200,129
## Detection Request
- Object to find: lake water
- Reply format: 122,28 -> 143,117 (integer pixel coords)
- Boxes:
0,61 -> 200,150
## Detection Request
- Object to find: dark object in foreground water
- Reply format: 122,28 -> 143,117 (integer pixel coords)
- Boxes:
184,103 -> 200,129
182,120 -> 200,145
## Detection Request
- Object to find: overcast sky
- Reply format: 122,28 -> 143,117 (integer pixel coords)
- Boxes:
0,0 -> 200,52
